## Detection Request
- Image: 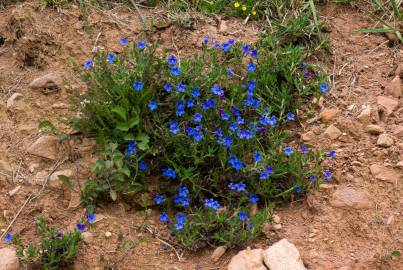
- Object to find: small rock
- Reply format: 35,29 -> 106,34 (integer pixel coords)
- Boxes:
330,188 -> 372,209
0,247 -> 19,270
386,215 -> 394,225
320,108 -> 338,122
228,248 -> 266,270
324,125 -> 342,140
319,183 -> 334,192
272,214 -> 281,224
301,131 -> 315,142
366,125 -> 385,135
211,246 -> 227,262
396,161 -> 403,169
385,32 -> 399,43
263,239 -> 306,270
105,231 -> 112,238
272,224 -> 282,231
377,134 -> 394,147
377,96 -> 398,116
82,232 -> 94,244
8,186 -> 21,196
51,102 -> 69,109
357,106 -> 371,124
385,75 -> 402,98
370,164 -> 399,183
29,72 -> 63,91
27,136 -> 59,160
48,169 -> 74,188
6,93 -> 24,109
219,20 -> 229,33
394,126 -> 403,137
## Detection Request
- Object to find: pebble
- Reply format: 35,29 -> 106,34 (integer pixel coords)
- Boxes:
228,248 -> 266,270
366,125 -> 385,135
394,126 -> 403,137
263,239 -> 306,270
386,215 -> 394,225
8,186 -> 21,197
320,108 -> 338,122
324,125 -> 342,140
6,93 -> 24,109
376,134 -> 394,147
330,188 -> 372,209
272,224 -> 282,231
272,214 -> 281,224
385,75 -> 402,98
376,96 -> 399,116
211,246 -> 227,262
0,247 -> 19,270
82,232 -> 94,244
370,164 -> 399,183
357,106 -> 371,124
105,231 -> 112,238
29,72 -> 63,91
27,136 -> 59,160
301,131 -> 315,142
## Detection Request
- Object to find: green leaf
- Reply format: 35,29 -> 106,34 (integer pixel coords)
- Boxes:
38,120 -> 57,134
58,175 -> 75,189
120,167 -> 131,177
127,116 -> 139,128
390,0 -> 402,18
136,133 -> 150,151
111,106 -> 127,122
110,190 -> 117,201
116,122 -> 129,131
391,250 -> 401,257
123,134 -> 135,141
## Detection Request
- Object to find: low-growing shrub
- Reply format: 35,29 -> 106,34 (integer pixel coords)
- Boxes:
72,37 -> 331,249
12,218 -> 82,270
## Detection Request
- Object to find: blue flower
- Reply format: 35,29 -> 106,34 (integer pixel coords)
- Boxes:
84,60 -> 93,69
154,194 -> 164,205
223,136 -> 232,148
169,120 -> 180,134
213,41 -> 220,48
259,116 -> 277,126
320,82 -> 329,93
171,67 -> 181,76
133,81 -> 143,91
329,150 -> 336,159
247,80 -> 257,95
202,36 -> 209,44
120,36 -> 128,46
87,213 -> 96,224
248,194 -> 259,204
164,83 -> 172,92
187,99 -> 195,108
243,44 -> 251,55
236,116 -> 245,125
136,41 -> 147,50
232,106 -> 241,116
237,129 -> 254,140
167,55 -> 177,67
283,146 -> 293,156
107,53 -> 116,63
228,155 -> 244,171
239,212 -> 248,222
76,223 -> 86,232
202,99 -> 216,110
301,146 -> 309,154
221,112 -> 230,121
253,152 -> 262,163
191,88 -> 200,98
309,175 -> 317,182
215,128 -> 224,137
287,112 -> 295,121
300,61 -> 308,68
126,141 -> 137,155
176,82 -> 186,93
185,126 -> 203,142
162,167 -> 176,179
260,166 -> 273,180
211,85 -> 224,96
324,169 -> 332,181
227,68 -> 234,77
228,39 -> 235,44
295,186 -> 302,193
251,49 -> 258,58
160,212 -> 169,223
204,198 -> 221,212
175,213 -> 186,231
193,113 -> 202,123
247,62 -> 256,73
228,181 -> 247,193
221,42 -> 232,53
148,101 -> 158,111
176,100 -> 186,116
4,232 -> 12,244
139,160 -> 148,171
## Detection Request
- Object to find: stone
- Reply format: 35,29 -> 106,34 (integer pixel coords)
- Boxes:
6,93 -> 24,109
394,126 -> 403,137
219,20 -> 229,33
396,161 -> 403,169
301,131 -> 315,142
357,106 -> 371,124
370,164 -> 399,183
385,75 -> 402,98
228,248 -> 266,270
211,246 -> 227,262
48,169 -> 74,188
29,72 -> 63,90
105,232 -> 112,238
0,247 -> 19,270
263,239 -> 306,270
377,134 -> 394,147
272,214 -> 281,224
330,188 -> 372,209
51,102 -> 69,109
366,125 -> 385,135
324,125 -> 342,140
272,224 -> 282,231
82,232 -> 94,244
320,108 -> 338,122
8,186 -> 21,196
377,96 -> 398,116
27,136 -> 59,160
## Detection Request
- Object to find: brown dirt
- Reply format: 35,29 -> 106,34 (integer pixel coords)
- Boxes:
0,1 -> 402,270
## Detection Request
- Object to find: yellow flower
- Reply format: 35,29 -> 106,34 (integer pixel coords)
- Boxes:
242,5 -> 247,11
252,10 -> 257,16
234,2 -> 240,8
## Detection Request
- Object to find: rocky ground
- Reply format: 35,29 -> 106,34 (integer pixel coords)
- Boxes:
0,1 -> 402,270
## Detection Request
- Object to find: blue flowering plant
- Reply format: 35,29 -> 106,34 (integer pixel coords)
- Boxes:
74,36 -> 329,248
12,218 -> 82,270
